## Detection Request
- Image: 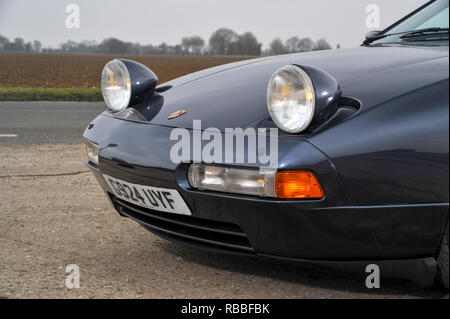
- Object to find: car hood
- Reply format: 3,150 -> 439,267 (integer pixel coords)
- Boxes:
133,45 -> 449,131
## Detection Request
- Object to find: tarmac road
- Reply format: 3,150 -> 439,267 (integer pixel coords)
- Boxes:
0,101 -> 105,145
0,102 -> 448,299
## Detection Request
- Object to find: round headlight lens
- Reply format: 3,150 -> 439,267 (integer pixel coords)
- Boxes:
101,59 -> 131,112
267,65 -> 315,133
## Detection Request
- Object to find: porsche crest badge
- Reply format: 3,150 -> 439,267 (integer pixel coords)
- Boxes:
168,110 -> 187,119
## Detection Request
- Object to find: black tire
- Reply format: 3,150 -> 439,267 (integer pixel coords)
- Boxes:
437,220 -> 449,289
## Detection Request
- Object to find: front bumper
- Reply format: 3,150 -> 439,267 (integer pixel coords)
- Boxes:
84,113 -> 448,286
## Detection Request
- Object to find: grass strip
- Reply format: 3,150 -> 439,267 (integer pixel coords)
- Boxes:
0,87 -> 102,102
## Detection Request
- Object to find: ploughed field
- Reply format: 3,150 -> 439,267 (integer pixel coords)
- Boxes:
0,53 -> 251,88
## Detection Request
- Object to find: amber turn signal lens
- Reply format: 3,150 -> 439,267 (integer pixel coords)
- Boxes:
275,171 -> 324,199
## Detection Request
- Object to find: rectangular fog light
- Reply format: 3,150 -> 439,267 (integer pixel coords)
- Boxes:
188,164 -> 276,197
85,140 -> 99,166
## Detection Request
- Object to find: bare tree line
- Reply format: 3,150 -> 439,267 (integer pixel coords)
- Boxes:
0,28 -> 335,56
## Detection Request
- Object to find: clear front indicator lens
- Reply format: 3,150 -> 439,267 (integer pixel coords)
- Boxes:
188,164 -> 276,197
101,59 -> 131,112
188,164 -> 324,199
85,140 -> 99,165
267,65 -> 315,133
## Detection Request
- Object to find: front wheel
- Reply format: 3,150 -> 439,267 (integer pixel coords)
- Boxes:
437,220 -> 449,289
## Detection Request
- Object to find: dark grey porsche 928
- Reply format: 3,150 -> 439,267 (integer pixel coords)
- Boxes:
84,0 -> 449,288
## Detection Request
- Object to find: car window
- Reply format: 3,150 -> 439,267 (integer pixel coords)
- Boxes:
372,0 -> 449,45
417,7 -> 449,29
388,0 -> 449,33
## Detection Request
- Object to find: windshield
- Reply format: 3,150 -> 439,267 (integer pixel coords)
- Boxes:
372,0 -> 449,45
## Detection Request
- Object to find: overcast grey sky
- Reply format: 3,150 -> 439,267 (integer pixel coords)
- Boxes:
0,0 -> 428,49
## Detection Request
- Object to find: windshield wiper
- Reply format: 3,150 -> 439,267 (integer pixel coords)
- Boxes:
400,27 -> 449,40
363,27 -> 449,45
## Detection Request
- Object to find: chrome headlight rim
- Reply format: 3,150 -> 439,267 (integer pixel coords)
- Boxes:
266,64 -> 316,134
101,59 -> 132,113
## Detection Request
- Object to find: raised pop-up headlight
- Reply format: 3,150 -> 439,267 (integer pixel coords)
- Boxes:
188,164 -> 324,199
101,59 -> 158,112
101,60 -> 132,112
267,65 -> 316,133
267,65 -> 343,134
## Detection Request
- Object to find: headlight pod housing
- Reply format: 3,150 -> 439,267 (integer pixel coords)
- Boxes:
267,64 -> 342,134
267,65 -> 315,133
101,59 -> 158,112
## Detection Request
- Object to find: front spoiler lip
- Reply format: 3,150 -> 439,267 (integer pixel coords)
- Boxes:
142,222 -> 437,288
